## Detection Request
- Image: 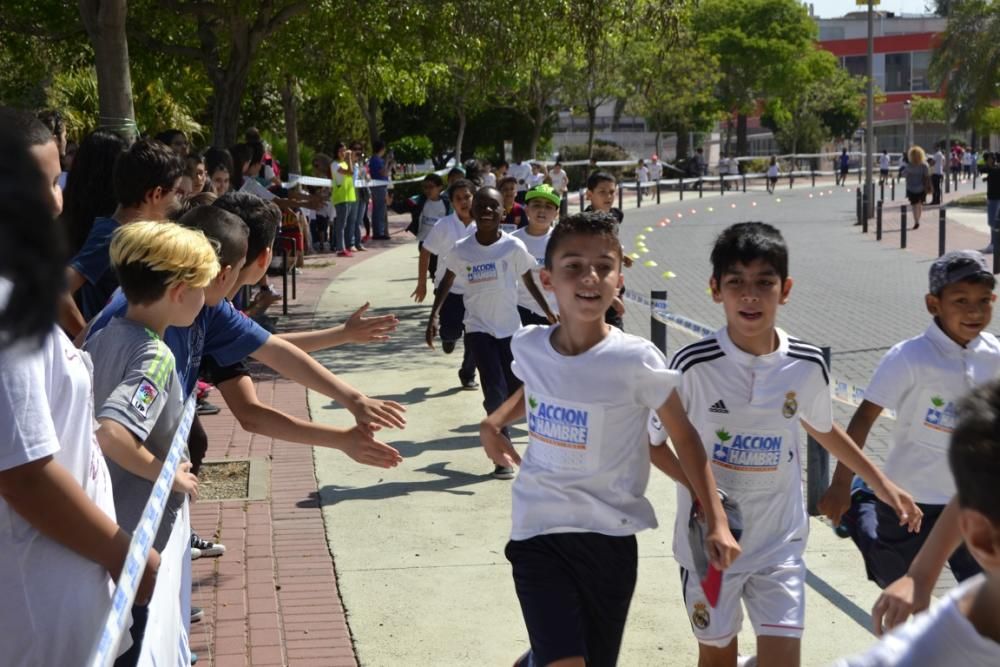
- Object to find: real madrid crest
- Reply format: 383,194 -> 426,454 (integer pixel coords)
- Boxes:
782,391 -> 798,419
691,601 -> 710,629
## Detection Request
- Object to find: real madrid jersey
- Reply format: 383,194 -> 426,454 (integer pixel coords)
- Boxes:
660,327 -> 833,573
509,325 -> 680,540
863,323 -> 1000,505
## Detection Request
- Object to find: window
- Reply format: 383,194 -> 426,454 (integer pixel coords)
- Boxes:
884,52 -> 911,92
911,51 -> 932,91
821,26 -> 846,40
842,55 -> 868,78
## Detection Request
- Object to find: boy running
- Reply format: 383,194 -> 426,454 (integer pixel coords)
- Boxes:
820,250 -> 999,588
481,212 -> 741,666
835,379 -> 1000,667
511,184 -> 561,327
650,222 -> 920,667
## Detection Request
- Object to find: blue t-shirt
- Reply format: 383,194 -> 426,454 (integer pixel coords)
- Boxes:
368,155 -> 386,181
88,290 -> 271,397
70,216 -> 120,321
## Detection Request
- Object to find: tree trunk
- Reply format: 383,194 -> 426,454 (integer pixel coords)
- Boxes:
586,104 -> 597,157
736,113 -> 748,157
78,0 -> 136,141
455,106 -> 467,164
610,96 -> 626,131
280,74 -> 301,175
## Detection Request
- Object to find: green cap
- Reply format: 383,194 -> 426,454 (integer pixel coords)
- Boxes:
525,183 -> 561,207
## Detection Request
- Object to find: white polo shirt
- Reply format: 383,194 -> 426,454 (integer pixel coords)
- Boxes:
548,169 -> 568,193
652,327 -> 833,573
444,232 -> 535,339
510,325 -> 680,540
510,227 -> 558,317
422,213 -> 476,294
863,323 -> 1000,505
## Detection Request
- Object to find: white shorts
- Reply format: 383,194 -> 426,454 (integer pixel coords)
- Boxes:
680,556 -> 805,647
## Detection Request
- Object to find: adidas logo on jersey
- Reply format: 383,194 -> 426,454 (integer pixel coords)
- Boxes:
709,400 -> 729,414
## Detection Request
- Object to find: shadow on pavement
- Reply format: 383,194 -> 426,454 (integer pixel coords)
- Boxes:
314,461 -> 493,506
806,568 -> 875,635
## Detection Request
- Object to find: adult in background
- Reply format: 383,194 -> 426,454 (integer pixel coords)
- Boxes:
369,140 -> 391,240
981,152 -> 1000,254
904,146 -> 931,231
931,144 -> 945,205
350,141 -> 370,248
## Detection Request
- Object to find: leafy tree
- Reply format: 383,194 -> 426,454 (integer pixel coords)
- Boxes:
392,135 -> 433,165
692,0 -> 816,156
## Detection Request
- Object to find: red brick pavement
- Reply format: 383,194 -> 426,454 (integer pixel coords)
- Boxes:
188,222 -> 412,667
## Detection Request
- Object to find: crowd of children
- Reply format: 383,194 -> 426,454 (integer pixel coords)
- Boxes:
3,105 -> 1000,667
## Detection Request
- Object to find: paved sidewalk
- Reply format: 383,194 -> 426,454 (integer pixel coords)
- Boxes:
188,223 -> 413,667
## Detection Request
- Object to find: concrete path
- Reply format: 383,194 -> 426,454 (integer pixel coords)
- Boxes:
309,239 -> 889,666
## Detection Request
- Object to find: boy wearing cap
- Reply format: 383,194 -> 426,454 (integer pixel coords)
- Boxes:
820,249 -> 1000,589
512,185 -> 562,326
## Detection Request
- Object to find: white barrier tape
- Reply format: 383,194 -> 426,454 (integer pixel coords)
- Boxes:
621,290 -> 895,418
283,175 -> 395,189
89,396 -> 196,667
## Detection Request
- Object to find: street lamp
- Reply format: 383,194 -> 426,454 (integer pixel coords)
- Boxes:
903,99 -> 912,151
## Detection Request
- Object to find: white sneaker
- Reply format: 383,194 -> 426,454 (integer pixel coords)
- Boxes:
737,656 -> 758,667
190,546 -> 202,560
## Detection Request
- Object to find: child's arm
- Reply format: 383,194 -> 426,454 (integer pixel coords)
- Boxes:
424,270 -> 456,348
521,271 -> 557,323
218,376 -> 402,468
649,444 -> 694,496
871,497 -> 962,635
0,455 -> 161,604
817,399 -> 883,523
249,336 -> 406,429
480,386 -> 526,468
412,246 -> 432,303
96,419 -> 199,497
803,421 -> 922,532
657,391 -> 741,569
276,303 -> 398,352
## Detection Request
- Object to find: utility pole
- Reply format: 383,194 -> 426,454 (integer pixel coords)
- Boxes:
864,0 -> 875,218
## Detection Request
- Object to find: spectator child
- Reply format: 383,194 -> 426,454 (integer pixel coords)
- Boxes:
766,155 -> 779,194
186,154 -> 208,194
511,184 -> 561,326
85,221 -> 218,663
480,212 -> 741,666
820,250 -> 999,589
425,187 -> 553,479
650,222 -> 920,667
61,130 -> 129,256
62,138 -> 185,335
835,379 -> 1000,667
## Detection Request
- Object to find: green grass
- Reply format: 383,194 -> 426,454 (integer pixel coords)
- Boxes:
951,193 -> 987,208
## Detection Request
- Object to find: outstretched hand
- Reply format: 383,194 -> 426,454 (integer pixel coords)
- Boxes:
351,395 -> 407,430
344,302 -> 398,344
341,425 -> 403,468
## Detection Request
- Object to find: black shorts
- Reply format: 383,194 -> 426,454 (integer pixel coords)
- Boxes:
906,190 -> 925,206
506,533 -> 638,667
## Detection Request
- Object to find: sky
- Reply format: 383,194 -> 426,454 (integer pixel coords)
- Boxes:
806,0 -> 935,18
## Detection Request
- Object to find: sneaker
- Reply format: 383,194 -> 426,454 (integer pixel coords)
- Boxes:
191,533 -> 226,558
460,376 -> 478,390
336,250 -> 354,258
441,340 -> 457,354
196,400 -> 220,416
492,465 -> 515,480
191,546 -> 203,560
190,652 -> 198,665
353,245 -> 367,252
190,606 -> 204,623
981,244 -> 995,254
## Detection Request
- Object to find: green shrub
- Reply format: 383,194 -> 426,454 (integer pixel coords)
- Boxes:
393,135 -> 434,165
559,142 -> 631,191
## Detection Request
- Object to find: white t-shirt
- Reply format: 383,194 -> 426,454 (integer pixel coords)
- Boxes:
880,154 -> 891,170
933,151 -> 945,175
653,327 -> 833,573
637,166 -> 650,183
511,227 -> 558,317
417,197 -> 448,243
834,574 -> 1000,667
767,164 -> 779,178
548,169 -> 568,193
509,325 -> 680,540
0,327 -> 116,667
445,232 -> 535,338
509,162 -> 533,191
529,172 -> 546,188
963,152 -> 974,167
649,162 -> 663,181
863,324 -> 1000,505
422,212 -> 476,294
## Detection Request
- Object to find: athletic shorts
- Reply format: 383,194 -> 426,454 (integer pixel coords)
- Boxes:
506,533 -> 638,667
679,556 -> 805,647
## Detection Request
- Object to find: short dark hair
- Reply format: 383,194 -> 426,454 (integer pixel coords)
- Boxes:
178,205 -> 248,268
373,139 -> 386,153
0,122 -> 66,350
586,171 -> 616,191
170,191 -> 217,221
710,222 -> 789,284
448,167 -> 465,178
950,380 -> 1000,525
113,138 -> 185,208
213,192 -> 280,262
37,109 -> 64,140
544,211 -> 621,270
422,173 -> 444,187
447,178 -> 475,200
0,107 -> 54,147
245,127 -> 262,144
204,146 -> 233,177
155,129 -> 185,146
248,140 -> 265,166
498,176 -> 518,189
